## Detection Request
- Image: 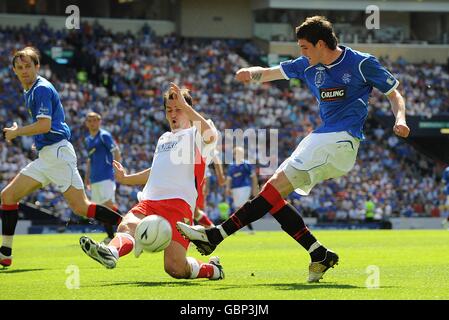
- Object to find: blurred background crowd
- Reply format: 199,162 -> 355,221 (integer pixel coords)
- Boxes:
1,21 -> 448,226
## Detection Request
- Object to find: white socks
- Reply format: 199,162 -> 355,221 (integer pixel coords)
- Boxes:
308,241 -> 322,254
217,225 -> 228,239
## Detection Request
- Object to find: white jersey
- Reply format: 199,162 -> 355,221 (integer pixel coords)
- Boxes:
141,124 -> 217,212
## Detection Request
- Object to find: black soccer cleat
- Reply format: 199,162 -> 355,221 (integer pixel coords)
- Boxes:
308,250 -> 339,283
176,222 -> 217,256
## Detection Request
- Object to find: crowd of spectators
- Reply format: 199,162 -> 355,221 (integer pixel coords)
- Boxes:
1,21 -> 448,226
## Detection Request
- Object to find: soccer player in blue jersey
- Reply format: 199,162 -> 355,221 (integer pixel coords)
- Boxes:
441,166 -> 449,229
177,16 -> 410,282
226,147 -> 259,233
0,47 -> 121,267
85,112 -> 121,243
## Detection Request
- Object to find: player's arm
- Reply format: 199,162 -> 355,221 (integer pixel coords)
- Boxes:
213,156 -> 226,187
360,56 -> 409,138
113,145 -> 121,162
251,172 -> 260,197
3,118 -> 51,142
386,89 -> 410,138
204,176 -> 210,197
169,82 -> 217,144
225,176 -> 232,197
235,66 -> 284,84
84,159 -> 91,189
112,160 -> 150,186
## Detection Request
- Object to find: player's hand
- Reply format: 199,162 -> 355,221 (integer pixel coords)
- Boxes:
235,68 -> 252,84
113,160 -> 127,183
393,120 -> 410,138
3,122 -> 19,142
169,82 -> 189,108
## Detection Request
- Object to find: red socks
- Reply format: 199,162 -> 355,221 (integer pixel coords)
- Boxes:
108,233 -> 135,257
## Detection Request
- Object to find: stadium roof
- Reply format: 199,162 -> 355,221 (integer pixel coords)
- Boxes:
252,0 -> 449,12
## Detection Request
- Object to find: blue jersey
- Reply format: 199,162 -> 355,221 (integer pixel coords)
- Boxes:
443,167 -> 449,195
228,161 -> 253,189
280,45 -> 399,140
24,76 -> 71,150
85,129 -> 117,183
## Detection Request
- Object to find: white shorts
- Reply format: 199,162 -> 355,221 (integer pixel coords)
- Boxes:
91,179 -> 116,204
232,186 -> 252,208
277,131 -> 359,196
20,140 -> 84,193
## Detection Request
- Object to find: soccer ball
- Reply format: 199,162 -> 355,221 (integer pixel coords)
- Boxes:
135,215 -> 172,253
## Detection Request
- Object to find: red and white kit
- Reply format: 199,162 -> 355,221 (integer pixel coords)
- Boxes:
130,125 -> 217,248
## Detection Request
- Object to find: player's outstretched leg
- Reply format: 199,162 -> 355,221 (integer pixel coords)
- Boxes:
63,187 -> 122,226
176,183 -> 282,255
80,232 -> 135,269
177,181 -> 339,282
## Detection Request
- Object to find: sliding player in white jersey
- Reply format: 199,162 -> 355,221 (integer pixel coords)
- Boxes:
79,83 -> 224,280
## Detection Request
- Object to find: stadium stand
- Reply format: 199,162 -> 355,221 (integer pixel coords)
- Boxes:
1,20 -> 448,230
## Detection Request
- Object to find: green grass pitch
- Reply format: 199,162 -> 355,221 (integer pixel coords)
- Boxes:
1,230 -> 449,300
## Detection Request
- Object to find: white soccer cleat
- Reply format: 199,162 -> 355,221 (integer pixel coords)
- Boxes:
308,250 -> 339,283
80,236 -> 117,269
176,222 -> 217,256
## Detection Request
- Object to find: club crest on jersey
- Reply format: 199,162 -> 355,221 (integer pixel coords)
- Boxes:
319,87 -> 346,102
314,67 -> 326,87
386,76 -> 395,86
342,73 -> 351,84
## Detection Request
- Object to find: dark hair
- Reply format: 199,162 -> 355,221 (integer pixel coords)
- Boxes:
295,16 -> 338,50
12,46 -> 40,68
163,88 -> 193,108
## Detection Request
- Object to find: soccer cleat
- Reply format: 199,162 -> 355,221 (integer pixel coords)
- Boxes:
209,256 -> 224,280
308,250 -> 339,283
79,236 -> 117,269
0,252 -> 12,268
176,222 -> 217,256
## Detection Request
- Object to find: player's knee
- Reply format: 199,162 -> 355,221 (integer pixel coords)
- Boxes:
164,258 -> 189,279
1,187 -> 16,204
117,220 -> 137,235
69,202 -> 88,216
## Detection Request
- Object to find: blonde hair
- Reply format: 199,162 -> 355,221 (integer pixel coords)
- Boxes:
12,46 -> 40,68
86,111 -> 102,120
